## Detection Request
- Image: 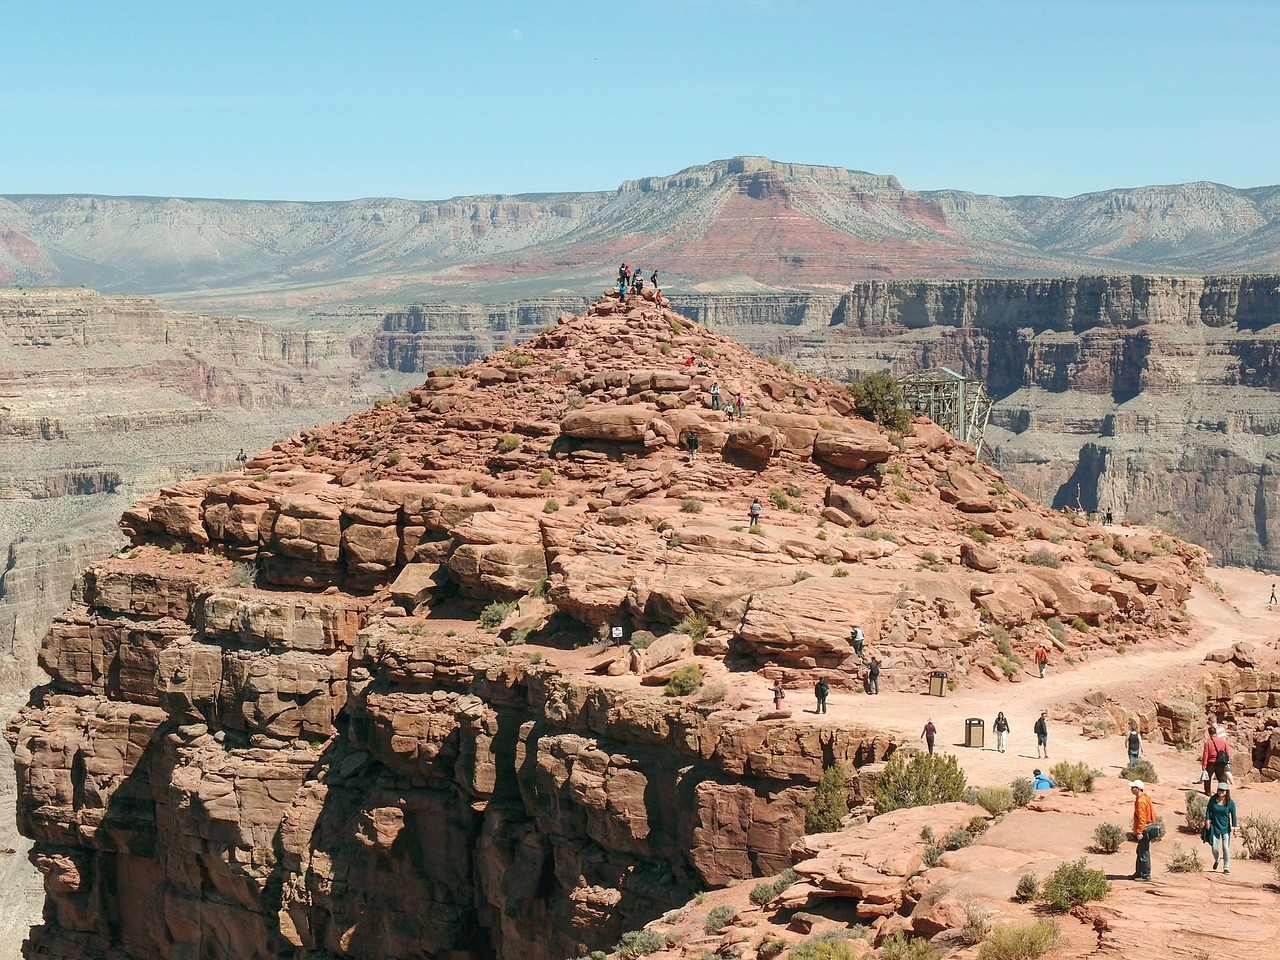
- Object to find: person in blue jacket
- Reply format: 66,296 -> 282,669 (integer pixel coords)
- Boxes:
1032,768 -> 1056,790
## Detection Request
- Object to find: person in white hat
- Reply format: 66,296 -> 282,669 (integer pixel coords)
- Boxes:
1130,779 -> 1156,880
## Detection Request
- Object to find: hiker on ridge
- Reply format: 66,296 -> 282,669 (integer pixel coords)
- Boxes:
685,429 -> 699,464
709,382 -> 721,410
1034,643 -> 1050,678
1130,779 -> 1157,881
772,679 -> 785,711
850,625 -> 865,660
867,657 -> 881,695
813,677 -> 829,714
993,711 -> 1010,753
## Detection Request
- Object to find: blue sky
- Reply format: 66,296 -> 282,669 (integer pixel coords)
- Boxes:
3,1 -> 1276,201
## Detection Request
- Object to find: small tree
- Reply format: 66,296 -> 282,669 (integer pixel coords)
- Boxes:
1039,858 -> 1110,911
849,372 -> 913,433
874,750 -> 967,814
805,764 -> 850,833
663,664 -> 704,697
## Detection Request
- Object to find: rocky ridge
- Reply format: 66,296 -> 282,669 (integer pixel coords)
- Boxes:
6,291 -> 1206,960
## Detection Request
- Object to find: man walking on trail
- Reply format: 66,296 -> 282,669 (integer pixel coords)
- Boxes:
814,678 -> 829,714
1034,643 -> 1050,678
1034,710 -> 1049,758
1130,779 -> 1157,880
685,430 -> 699,463
1271,583 -> 1277,607
921,719 -> 937,755
867,658 -> 881,695
1201,724 -> 1231,794
1127,723 -> 1142,767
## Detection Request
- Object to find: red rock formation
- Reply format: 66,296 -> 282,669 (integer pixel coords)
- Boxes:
6,293 -> 1204,960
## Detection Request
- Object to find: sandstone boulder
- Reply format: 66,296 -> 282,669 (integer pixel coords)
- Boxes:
559,406 -> 654,441
724,424 -> 782,461
812,426 -> 896,470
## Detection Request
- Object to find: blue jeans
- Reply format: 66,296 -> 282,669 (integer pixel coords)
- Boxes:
1129,749 -> 1139,766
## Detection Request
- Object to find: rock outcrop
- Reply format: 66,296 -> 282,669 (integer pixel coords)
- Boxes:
6,291 -> 1204,960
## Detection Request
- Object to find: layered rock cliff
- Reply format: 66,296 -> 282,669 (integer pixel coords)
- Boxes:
7,291 -> 1203,960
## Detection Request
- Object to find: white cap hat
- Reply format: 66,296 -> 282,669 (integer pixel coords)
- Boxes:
1216,782 -> 1230,791
1129,779 -> 1145,790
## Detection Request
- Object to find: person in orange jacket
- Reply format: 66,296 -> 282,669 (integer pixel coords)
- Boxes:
1130,779 -> 1157,880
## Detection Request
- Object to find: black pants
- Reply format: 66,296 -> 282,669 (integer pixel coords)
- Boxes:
1135,825 -> 1155,879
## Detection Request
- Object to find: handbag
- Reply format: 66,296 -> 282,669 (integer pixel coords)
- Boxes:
1201,770 -> 1210,781
1201,825 -> 1212,844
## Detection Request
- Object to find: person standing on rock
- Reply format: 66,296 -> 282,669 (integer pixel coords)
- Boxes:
1127,723 -> 1142,767
814,678 -> 829,714
867,658 -> 881,695
685,429 -> 699,463
1034,710 -> 1049,758
650,269 -> 658,289
1034,643 -> 1050,678
710,382 -> 721,410
772,680 -> 785,710
1270,583 -> 1277,607
748,498 -> 762,526
993,711 -> 1010,753
1205,781 -> 1238,872
921,719 -> 937,755
236,448 -> 248,470
1130,779 -> 1157,881
850,626 -> 865,660
736,392 -> 746,420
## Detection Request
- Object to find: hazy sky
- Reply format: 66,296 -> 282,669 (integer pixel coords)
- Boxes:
3,1 -> 1276,202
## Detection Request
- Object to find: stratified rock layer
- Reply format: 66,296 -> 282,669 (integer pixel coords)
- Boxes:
7,291 -> 1204,960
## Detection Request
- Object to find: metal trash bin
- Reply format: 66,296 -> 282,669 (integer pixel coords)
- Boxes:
929,670 -> 948,697
965,718 -> 985,749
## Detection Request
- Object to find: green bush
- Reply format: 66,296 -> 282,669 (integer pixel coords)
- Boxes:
805,764 -> 849,834
538,468 -> 555,486
1013,873 -> 1040,902
628,631 -> 657,650
1049,760 -> 1097,793
1184,792 -> 1208,832
922,846 -> 943,868
674,613 -> 710,642
1120,758 -> 1157,783
1010,778 -> 1034,808
1039,858 -> 1110,911
704,904 -> 735,934
1045,618 -> 1068,644
681,498 -> 704,513
1166,842 -> 1203,873
977,786 -> 1014,817
773,867 -> 797,895
790,931 -> 865,960
977,921 -> 1059,960
958,899 -> 991,946
969,815 -> 990,835
615,930 -> 666,958
496,434 -> 521,454
543,498 -> 560,514
1092,822 -> 1125,854
880,932 -> 938,960
942,827 -> 975,851
510,353 -> 534,368
749,882 -> 778,906
479,600 -> 516,627
664,664 -> 704,697
769,487 -> 791,509
785,483 -> 804,498
1240,814 -> 1280,861
968,526 -> 993,545
848,371 -> 913,433
1027,548 -> 1062,568
874,750 -> 967,815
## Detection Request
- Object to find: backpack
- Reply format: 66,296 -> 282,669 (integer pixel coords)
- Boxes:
1211,737 -> 1229,765
1128,731 -> 1140,751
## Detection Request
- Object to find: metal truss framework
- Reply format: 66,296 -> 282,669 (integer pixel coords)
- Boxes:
898,367 -> 994,459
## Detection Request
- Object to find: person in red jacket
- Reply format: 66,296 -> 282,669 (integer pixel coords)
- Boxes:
1201,724 -> 1231,795
1130,779 -> 1156,880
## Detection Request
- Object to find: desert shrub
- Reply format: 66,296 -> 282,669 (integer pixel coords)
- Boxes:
874,750 -> 967,815
628,631 -> 656,650
227,561 -> 258,588
941,827 -> 975,851
833,566 -> 848,577
497,434 -> 521,454
993,656 -> 1020,678
769,487 -> 790,509
1010,777 -> 1034,808
749,523 -> 763,535
384,451 -> 401,466
773,867 -> 798,894
1049,760 -> 1096,793
1184,792 -> 1208,832
543,498 -> 560,514
681,498 -> 704,513
1039,858 -> 1110,911
1240,813 -> 1280,861
1070,616 -> 1090,631
459,483 -> 473,496
790,931 -> 864,960
698,346 -> 716,359
616,930 -> 666,958
977,786 -> 1015,817
922,846 -> 943,868
977,921 -> 1059,960
969,816 -> 991,836
673,613 -> 710,642
1027,548 -> 1062,569
1045,618 -> 1068,644
848,371 -> 913,433
664,664 -> 704,697
479,600 -> 516,627
785,483 -> 804,498
1166,842 -> 1203,873
990,625 -> 1012,652
704,905 -> 735,934
1120,758 -> 1157,783
958,900 -> 991,946
805,764 -> 849,834
1092,822 -> 1125,854
880,932 -> 938,960
750,882 -> 778,906
538,468 -> 554,486
1013,873 -> 1040,902
968,526 -> 993,545
794,570 -> 814,583
510,353 -> 534,368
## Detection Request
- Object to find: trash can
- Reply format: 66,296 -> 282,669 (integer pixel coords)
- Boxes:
965,718 -> 985,749
929,670 -> 948,697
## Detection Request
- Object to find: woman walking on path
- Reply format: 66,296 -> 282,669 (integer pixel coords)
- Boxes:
993,712 -> 1010,753
1204,782 -> 1239,873
772,680 -> 785,711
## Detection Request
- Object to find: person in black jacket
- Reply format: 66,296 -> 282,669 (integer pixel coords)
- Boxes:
994,711 -> 1010,753
1034,710 -> 1049,758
